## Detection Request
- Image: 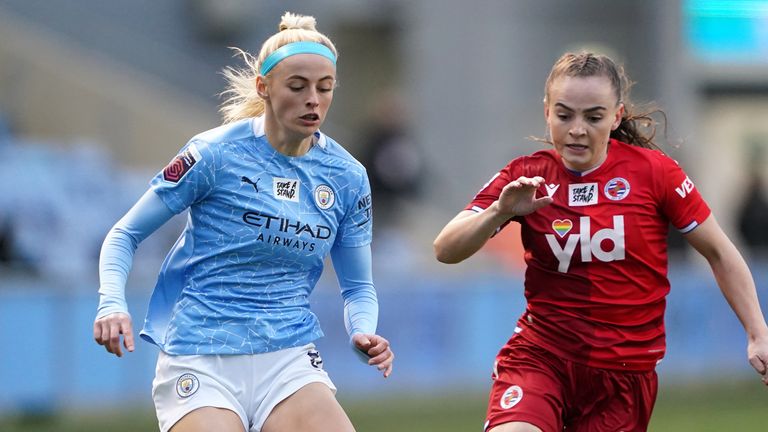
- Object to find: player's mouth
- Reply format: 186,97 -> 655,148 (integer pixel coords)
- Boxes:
299,113 -> 320,125
565,143 -> 589,152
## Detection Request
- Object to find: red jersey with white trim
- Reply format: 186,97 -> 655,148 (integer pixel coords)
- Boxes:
467,140 -> 711,371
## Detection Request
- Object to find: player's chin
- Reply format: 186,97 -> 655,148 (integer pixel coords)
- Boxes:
295,118 -> 323,132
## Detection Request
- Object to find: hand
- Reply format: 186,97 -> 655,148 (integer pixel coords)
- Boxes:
747,337 -> 768,386
497,176 -> 553,217
93,312 -> 135,357
352,333 -> 394,378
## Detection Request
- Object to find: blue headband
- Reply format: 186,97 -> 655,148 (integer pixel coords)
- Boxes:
260,41 -> 336,75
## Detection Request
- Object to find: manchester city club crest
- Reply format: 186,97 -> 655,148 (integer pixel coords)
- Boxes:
176,373 -> 200,398
314,184 -> 335,210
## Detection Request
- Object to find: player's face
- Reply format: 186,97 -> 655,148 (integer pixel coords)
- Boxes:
545,75 -> 623,172
261,54 -> 336,140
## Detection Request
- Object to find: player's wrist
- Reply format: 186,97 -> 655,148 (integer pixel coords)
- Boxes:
349,338 -> 372,362
488,201 -> 514,224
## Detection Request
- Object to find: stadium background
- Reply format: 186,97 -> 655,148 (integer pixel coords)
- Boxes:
1,0 -> 767,430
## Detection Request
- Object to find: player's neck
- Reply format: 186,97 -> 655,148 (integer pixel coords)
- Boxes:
264,117 -> 313,157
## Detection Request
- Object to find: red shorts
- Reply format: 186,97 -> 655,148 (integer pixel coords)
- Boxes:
485,335 -> 657,432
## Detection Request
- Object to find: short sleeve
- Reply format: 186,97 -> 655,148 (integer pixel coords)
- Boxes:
149,140 -> 218,214
335,171 -> 373,248
656,154 -> 711,233
466,159 -> 520,212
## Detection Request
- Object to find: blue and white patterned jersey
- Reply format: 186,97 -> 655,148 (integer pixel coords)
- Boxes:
140,117 -> 373,354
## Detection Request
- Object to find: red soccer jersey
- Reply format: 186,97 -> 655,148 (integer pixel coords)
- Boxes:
468,140 -> 711,371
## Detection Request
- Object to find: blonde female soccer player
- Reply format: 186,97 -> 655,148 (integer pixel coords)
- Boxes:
94,12 -> 393,432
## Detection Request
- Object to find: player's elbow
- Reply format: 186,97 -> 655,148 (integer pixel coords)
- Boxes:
433,239 -> 464,264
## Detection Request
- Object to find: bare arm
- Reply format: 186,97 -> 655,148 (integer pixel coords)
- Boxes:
433,176 -> 552,264
684,215 -> 768,385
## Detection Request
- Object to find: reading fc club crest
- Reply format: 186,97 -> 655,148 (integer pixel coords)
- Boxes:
314,184 -> 335,210
500,385 -> 523,409
176,373 -> 200,398
604,177 -> 630,201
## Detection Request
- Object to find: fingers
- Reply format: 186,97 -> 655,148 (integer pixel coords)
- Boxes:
749,354 -> 768,386
355,334 -> 394,378
749,354 -> 767,375
93,313 -> 134,358
748,353 -> 768,386
351,333 -> 372,354
504,176 -> 546,190
122,324 -> 135,353
532,196 -> 554,211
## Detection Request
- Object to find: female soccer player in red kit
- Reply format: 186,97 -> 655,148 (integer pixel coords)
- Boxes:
433,52 -> 768,432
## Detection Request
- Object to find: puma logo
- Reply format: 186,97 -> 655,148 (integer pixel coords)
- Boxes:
241,176 -> 259,192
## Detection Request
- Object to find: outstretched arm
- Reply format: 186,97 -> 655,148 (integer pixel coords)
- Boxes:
331,244 -> 394,378
685,215 -> 768,386
433,176 -> 553,264
93,189 -> 175,357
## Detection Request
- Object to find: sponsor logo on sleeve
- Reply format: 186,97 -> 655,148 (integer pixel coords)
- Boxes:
162,144 -> 202,184
675,176 -> 695,198
356,194 -> 372,226
273,178 -> 300,202
568,183 -> 598,206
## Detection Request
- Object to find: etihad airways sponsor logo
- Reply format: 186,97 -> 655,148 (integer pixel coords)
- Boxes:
242,211 -> 331,239
242,211 -> 332,252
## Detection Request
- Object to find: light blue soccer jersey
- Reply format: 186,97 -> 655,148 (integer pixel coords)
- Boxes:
140,117 -> 373,355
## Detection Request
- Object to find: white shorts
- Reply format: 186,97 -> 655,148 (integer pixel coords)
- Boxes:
152,343 -> 336,432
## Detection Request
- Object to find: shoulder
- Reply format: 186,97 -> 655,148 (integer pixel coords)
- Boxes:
190,118 -> 254,145
504,148 -> 559,174
525,148 -> 559,164
612,140 -> 678,170
316,132 -> 367,176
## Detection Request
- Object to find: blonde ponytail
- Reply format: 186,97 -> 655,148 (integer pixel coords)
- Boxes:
218,12 -> 338,124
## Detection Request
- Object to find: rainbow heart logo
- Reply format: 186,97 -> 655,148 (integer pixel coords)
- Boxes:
552,219 -> 573,238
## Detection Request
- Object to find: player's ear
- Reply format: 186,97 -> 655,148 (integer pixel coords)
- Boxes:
256,75 -> 270,100
611,102 -> 624,131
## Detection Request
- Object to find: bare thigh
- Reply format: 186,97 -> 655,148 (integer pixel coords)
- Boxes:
489,422 -> 544,432
170,406 -> 245,432
262,382 -> 354,432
